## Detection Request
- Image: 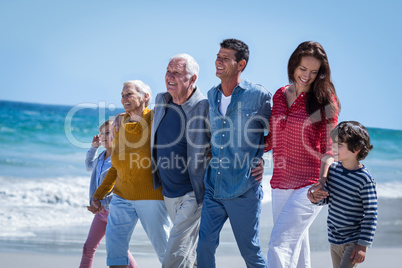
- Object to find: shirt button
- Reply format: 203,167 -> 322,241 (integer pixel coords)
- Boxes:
223,121 -> 226,124
246,114 -> 249,116
218,172 -> 221,175
221,147 -> 223,149
222,134 -> 225,137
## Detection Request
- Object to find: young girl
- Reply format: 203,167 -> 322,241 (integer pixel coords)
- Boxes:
79,120 -> 137,268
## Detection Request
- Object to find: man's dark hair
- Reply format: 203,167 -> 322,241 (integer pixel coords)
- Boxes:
330,121 -> 373,161
220,38 -> 249,71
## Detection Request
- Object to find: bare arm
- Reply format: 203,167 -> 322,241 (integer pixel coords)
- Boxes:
307,154 -> 333,200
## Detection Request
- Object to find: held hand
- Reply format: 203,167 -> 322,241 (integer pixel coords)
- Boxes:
206,151 -> 213,160
311,178 -> 326,192
112,113 -> 125,137
87,204 -> 104,214
307,190 -> 327,203
351,244 -> 366,264
307,181 -> 329,203
92,135 -> 101,148
91,197 -> 101,209
89,197 -> 104,214
251,159 -> 264,183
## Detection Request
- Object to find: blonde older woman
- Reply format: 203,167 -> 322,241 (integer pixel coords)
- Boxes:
92,80 -> 170,268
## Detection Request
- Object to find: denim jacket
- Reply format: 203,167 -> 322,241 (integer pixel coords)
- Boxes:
85,147 -> 113,208
151,86 -> 211,205
205,79 -> 271,199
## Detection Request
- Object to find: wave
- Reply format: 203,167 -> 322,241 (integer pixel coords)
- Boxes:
376,182 -> 402,198
22,110 -> 41,116
364,158 -> 402,169
0,174 -> 401,238
0,176 -> 92,238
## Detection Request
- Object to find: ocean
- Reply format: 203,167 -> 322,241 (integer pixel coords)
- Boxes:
1,100 -> 401,256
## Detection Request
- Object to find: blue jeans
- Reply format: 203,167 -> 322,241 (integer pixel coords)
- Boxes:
106,195 -> 171,266
197,184 -> 267,268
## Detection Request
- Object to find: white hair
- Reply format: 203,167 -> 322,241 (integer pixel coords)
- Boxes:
123,80 -> 152,107
169,53 -> 199,89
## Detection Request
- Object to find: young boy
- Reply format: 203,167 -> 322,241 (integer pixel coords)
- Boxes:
80,120 -> 137,268
308,121 -> 377,268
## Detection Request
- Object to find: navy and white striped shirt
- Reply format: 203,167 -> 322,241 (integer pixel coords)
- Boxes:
316,162 -> 377,247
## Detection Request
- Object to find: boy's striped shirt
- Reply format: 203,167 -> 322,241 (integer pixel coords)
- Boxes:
317,162 -> 377,247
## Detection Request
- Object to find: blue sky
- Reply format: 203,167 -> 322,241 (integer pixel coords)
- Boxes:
1,0 -> 401,130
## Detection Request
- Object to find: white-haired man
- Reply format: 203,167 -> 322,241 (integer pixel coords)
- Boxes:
151,54 -> 210,268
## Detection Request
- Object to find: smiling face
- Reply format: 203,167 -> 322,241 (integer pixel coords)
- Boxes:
99,124 -> 113,150
215,47 -> 242,80
165,58 -> 194,99
121,83 -> 147,114
332,137 -> 359,163
293,56 -> 321,92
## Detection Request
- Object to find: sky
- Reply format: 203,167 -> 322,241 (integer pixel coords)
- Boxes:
1,0 -> 401,130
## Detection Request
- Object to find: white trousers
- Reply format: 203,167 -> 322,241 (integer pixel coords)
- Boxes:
267,186 -> 322,268
163,191 -> 202,268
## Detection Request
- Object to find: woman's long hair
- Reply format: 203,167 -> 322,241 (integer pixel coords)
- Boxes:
288,41 -> 340,117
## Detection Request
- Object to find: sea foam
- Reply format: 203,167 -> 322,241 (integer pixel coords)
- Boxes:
1,173 -> 401,238
0,176 -> 93,238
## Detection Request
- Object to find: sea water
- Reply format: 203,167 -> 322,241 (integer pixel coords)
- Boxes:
0,101 -> 124,238
1,100 -> 401,253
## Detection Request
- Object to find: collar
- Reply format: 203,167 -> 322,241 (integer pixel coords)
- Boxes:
217,79 -> 251,93
162,86 -> 205,112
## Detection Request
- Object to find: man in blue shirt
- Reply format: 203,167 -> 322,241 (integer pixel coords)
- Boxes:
197,39 -> 271,268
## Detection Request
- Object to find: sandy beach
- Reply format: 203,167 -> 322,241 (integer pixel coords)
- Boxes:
1,247 -> 401,267
1,198 -> 401,267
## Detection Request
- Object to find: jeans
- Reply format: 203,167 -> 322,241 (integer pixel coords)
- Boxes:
106,195 -> 171,266
79,209 -> 137,268
197,184 -> 267,268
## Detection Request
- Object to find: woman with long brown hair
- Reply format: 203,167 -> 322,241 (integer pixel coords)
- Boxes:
265,41 -> 340,267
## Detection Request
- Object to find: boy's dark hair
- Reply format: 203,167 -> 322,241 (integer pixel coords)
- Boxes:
220,38 -> 249,71
330,121 -> 373,161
